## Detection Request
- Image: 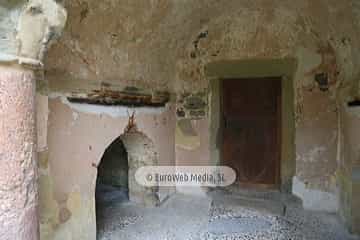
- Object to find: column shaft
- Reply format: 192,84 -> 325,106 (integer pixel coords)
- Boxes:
0,65 -> 39,240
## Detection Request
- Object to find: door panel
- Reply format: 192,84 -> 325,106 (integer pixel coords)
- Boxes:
222,78 -> 281,187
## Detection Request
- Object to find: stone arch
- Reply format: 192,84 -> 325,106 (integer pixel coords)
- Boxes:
120,129 -> 159,207
95,128 -> 160,238
96,137 -> 129,202
95,129 -> 159,208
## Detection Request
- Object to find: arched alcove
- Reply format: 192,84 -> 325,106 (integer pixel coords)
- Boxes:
96,137 -> 129,195
95,137 -> 129,237
95,129 -> 159,238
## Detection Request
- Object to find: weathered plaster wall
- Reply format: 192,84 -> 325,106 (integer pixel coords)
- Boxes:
175,119 -> 210,195
170,1 -> 359,211
342,106 -> 360,168
293,88 -> 339,211
176,119 -> 210,166
339,105 -> 360,234
41,0 -> 360,232
45,1 -> 360,93
38,98 -> 176,240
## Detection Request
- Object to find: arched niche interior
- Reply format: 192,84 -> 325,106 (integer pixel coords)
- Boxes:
95,129 -> 159,238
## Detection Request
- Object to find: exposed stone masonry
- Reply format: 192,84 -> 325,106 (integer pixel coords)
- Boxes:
121,130 -> 159,207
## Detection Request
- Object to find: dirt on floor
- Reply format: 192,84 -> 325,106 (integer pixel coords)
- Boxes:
96,188 -> 359,240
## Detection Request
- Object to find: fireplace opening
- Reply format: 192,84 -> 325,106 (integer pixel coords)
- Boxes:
95,137 -> 129,236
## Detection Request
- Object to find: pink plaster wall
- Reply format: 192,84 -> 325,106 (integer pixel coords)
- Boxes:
295,90 -> 338,191
47,98 -> 176,200
45,98 -> 176,238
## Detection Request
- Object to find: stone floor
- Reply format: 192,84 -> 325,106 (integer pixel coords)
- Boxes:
96,188 -> 359,240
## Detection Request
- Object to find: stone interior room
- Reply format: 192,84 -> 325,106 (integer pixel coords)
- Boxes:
0,0 -> 360,240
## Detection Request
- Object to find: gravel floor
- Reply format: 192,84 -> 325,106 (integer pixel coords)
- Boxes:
96,189 -> 359,240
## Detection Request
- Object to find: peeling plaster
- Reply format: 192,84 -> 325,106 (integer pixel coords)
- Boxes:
43,97 -> 176,239
21,0 -> 360,238
293,176 -> 339,212
295,47 -> 322,89
175,119 -> 201,150
298,146 -> 328,163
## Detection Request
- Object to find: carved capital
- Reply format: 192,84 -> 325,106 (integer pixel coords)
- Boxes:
0,0 -> 67,68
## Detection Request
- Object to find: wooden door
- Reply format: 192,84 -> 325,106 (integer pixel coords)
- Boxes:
222,78 -> 281,188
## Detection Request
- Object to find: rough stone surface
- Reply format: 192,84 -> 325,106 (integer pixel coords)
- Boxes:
176,92 -> 208,119
0,66 -> 38,240
121,130 -> 159,207
0,0 -> 67,64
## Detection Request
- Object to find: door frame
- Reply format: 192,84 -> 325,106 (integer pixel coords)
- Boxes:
205,59 -> 297,192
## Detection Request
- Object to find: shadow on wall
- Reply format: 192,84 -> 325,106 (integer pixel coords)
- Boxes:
95,137 -> 129,237
96,137 -> 129,203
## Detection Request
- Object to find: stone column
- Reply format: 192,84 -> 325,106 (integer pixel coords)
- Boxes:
0,1 -> 66,239
0,65 -> 39,240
